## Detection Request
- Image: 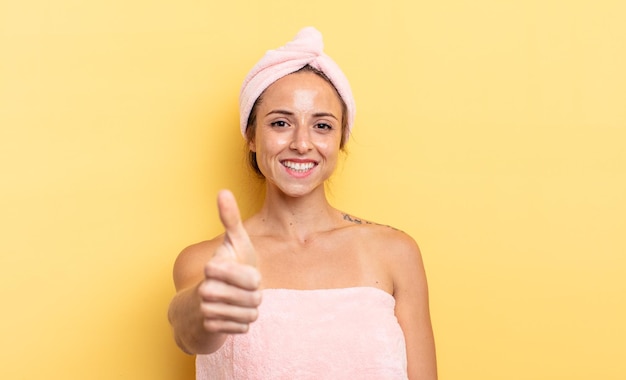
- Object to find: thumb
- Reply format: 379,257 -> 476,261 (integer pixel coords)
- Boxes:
217,189 -> 257,267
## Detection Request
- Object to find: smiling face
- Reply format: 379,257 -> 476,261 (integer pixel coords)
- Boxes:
249,71 -> 344,198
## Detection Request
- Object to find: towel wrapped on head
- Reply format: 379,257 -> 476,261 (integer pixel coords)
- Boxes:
239,27 -> 356,140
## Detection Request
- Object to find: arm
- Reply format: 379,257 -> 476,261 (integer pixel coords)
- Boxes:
168,190 -> 261,354
391,233 -> 438,380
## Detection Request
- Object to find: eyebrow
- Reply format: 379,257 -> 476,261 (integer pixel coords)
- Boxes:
265,109 -> 339,120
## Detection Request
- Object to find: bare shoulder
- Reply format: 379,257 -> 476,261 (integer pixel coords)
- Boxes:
341,212 -> 424,290
172,235 -> 224,291
341,212 -> 421,256
343,216 -> 436,378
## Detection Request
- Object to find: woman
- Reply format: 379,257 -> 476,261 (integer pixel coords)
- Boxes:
168,27 -> 437,379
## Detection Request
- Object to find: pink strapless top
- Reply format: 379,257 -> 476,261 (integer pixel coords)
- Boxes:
196,287 -> 407,379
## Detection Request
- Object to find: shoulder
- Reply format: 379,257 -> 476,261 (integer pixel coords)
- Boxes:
341,212 -> 420,254
372,225 -> 423,278
172,236 -> 224,291
341,212 -> 424,289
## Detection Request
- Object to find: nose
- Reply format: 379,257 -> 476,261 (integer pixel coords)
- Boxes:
290,125 -> 313,154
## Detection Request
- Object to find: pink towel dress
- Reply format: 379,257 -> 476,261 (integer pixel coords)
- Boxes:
196,287 -> 407,379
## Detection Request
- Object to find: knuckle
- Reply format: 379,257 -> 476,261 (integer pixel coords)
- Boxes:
245,269 -> 261,288
203,319 -> 221,333
204,319 -> 249,334
248,290 -> 262,307
206,259 -> 238,281
247,308 -> 259,322
199,302 -> 219,318
204,260 -> 223,278
206,305 -> 231,322
199,280 -> 228,303
253,290 -> 263,305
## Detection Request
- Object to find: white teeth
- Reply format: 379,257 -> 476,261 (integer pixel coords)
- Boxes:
283,161 -> 315,172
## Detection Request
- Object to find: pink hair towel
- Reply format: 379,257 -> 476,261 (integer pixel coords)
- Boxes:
196,287 -> 407,379
239,27 -> 356,139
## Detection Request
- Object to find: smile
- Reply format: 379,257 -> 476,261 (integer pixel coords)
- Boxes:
282,160 -> 316,173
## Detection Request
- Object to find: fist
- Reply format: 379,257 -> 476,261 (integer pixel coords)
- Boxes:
199,190 -> 262,334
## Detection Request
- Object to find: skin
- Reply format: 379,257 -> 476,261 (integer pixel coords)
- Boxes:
168,71 -> 437,379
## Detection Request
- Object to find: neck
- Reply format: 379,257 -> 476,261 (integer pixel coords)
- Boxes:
253,185 -> 340,242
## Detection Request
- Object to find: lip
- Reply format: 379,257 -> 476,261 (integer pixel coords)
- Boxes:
280,158 -> 318,178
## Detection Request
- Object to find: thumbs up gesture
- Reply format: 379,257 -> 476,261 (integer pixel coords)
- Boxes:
199,190 -> 262,334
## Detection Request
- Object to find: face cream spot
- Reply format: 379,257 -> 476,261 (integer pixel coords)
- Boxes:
292,89 -> 317,112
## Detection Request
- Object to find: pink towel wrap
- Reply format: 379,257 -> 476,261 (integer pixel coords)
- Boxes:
196,287 -> 408,380
239,27 -> 356,140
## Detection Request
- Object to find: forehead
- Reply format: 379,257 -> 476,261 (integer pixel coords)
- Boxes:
260,71 -> 343,111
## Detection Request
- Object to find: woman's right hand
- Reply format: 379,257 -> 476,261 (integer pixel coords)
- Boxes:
198,190 -> 262,334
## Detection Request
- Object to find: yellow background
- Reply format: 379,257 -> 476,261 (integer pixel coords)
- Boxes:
1,0 -> 624,379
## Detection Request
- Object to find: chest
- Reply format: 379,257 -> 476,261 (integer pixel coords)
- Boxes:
251,236 -> 392,291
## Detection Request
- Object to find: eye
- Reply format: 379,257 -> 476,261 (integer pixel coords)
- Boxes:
270,120 -> 289,128
315,123 -> 333,130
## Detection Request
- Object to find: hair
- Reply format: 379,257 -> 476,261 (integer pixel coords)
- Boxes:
244,65 -> 349,178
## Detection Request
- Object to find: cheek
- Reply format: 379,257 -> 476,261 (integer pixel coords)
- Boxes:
259,134 -> 290,152
316,141 -> 341,163
322,134 -> 342,153
254,135 -> 287,162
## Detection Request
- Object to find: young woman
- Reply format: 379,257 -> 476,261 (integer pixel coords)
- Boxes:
168,27 -> 437,380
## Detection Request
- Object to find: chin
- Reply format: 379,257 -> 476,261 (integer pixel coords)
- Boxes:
279,187 -> 314,198
273,182 -> 323,198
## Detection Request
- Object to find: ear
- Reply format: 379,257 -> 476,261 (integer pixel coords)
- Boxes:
248,139 -> 256,152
